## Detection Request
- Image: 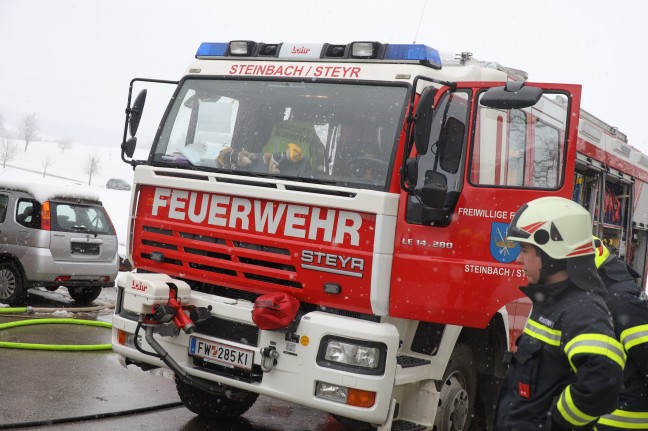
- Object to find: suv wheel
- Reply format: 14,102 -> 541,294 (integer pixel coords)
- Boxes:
0,262 -> 26,306
67,286 -> 102,303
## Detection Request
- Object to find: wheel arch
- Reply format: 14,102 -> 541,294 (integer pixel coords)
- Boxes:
456,311 -> 508,430
0,253 -> 27,281
458,311 -> 508,380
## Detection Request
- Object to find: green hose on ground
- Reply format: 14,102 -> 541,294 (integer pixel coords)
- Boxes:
0,307 -> 29,314
0,304 -> 114,314
0,318 -> 112,351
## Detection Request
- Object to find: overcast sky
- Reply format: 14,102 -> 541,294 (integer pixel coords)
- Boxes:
1,0 -> 646,153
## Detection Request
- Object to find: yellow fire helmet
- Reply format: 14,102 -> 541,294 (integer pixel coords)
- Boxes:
593,236 -> 611,269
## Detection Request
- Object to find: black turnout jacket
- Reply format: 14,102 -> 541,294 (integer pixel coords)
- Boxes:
597,256 -> 648,430
495,279 -> 625,431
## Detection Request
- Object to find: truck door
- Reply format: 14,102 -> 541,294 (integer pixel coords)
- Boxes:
391,82 -> 582,329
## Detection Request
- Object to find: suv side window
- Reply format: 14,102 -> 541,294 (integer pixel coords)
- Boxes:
0,194 -> 8,223
16,199 -> 41,229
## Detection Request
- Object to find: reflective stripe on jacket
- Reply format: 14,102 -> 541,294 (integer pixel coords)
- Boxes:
494,279 -> 624,431
597,255 -> 648,430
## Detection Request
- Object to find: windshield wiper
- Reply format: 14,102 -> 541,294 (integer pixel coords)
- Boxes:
268,173 -> 337,185
71,225 -> 98,238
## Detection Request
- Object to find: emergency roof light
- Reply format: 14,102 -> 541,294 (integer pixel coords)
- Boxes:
195,41 -> 442,69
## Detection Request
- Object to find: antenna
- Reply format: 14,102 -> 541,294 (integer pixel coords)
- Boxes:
412,0 -> 429,44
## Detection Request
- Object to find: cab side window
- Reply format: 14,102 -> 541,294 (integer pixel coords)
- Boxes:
470,92 -> 568,189
0,194 -> 8,223
16,199 -> 41,229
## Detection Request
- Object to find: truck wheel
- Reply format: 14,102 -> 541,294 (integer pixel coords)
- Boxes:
434,342 -> 476,431
67,286 -> 102,303
176,377 -> 259,419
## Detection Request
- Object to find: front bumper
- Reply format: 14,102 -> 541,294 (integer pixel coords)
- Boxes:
111,288 -> 399,424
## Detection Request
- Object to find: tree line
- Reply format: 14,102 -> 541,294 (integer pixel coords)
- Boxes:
0,111 -> 102,184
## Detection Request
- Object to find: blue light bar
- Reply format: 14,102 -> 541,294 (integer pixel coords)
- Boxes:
196,42 -> 228,58
384,44 -> 442,69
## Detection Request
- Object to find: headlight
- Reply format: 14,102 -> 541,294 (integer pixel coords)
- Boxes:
325,340 -> 379,368
317,336 -> 387,375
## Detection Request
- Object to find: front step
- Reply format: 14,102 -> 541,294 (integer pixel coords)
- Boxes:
391,419 -> 428,431
397,355 -> 431,368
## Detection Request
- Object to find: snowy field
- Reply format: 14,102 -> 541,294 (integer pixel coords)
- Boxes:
0,136 -> 148,258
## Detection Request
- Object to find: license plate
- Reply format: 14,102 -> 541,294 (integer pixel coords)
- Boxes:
71,243 -> 100,255
189,336 -> 254,370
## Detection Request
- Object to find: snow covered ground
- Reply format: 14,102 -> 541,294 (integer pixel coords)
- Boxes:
0,136 -> 148,258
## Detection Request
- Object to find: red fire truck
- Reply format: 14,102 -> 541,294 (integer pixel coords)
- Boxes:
111,41 -> 648,431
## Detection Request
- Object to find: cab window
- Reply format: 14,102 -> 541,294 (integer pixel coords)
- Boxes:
470,92 -> 568,189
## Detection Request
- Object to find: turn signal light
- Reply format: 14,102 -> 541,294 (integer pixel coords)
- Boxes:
117,329 -> 126,345
347,388 -> 376,408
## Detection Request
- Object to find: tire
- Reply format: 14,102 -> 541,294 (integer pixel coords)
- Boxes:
44,286 -> 59,292
0,262 -> 27,306
67,286 -> 102,303
176,377 -> 259,419
434,342 -> 477,431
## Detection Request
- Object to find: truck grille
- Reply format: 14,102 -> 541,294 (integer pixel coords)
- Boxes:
71,243 -> 100,255
138,225 -> 303,289
195,316 -> 259,347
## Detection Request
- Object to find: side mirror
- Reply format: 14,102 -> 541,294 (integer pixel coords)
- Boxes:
413,86 -> 436,155
480,81 -> 542,109
122,137 -> 137,159
404,157 -> 419,187
438,117 -> 465,174
129,89 -> 147,137
420,174 -> 448,208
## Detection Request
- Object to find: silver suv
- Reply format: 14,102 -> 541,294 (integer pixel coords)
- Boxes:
0,181 -> 119,305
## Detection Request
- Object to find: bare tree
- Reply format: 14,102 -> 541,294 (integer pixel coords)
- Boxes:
57,137 -> 73,154
42,154 -> 53,178
84,153 -> 101,185
0,135 -> 19,168
20,113 -> 38,152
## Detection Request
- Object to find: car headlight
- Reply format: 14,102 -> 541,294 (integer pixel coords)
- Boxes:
317,336 -> 386,375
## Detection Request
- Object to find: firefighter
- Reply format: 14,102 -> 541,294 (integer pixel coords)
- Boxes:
594,238 -> 648,430
494,196 -> 625,431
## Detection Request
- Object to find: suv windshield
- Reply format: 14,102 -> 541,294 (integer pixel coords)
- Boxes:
51,202 -> 115,235
152,79 -> 408,191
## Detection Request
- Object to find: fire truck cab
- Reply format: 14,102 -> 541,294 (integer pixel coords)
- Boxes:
111,40 -> 648,431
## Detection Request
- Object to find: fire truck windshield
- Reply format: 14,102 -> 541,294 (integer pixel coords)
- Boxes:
152,79 -> 408,191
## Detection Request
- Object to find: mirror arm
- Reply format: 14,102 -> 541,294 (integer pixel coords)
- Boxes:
119,77 -> 179,167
